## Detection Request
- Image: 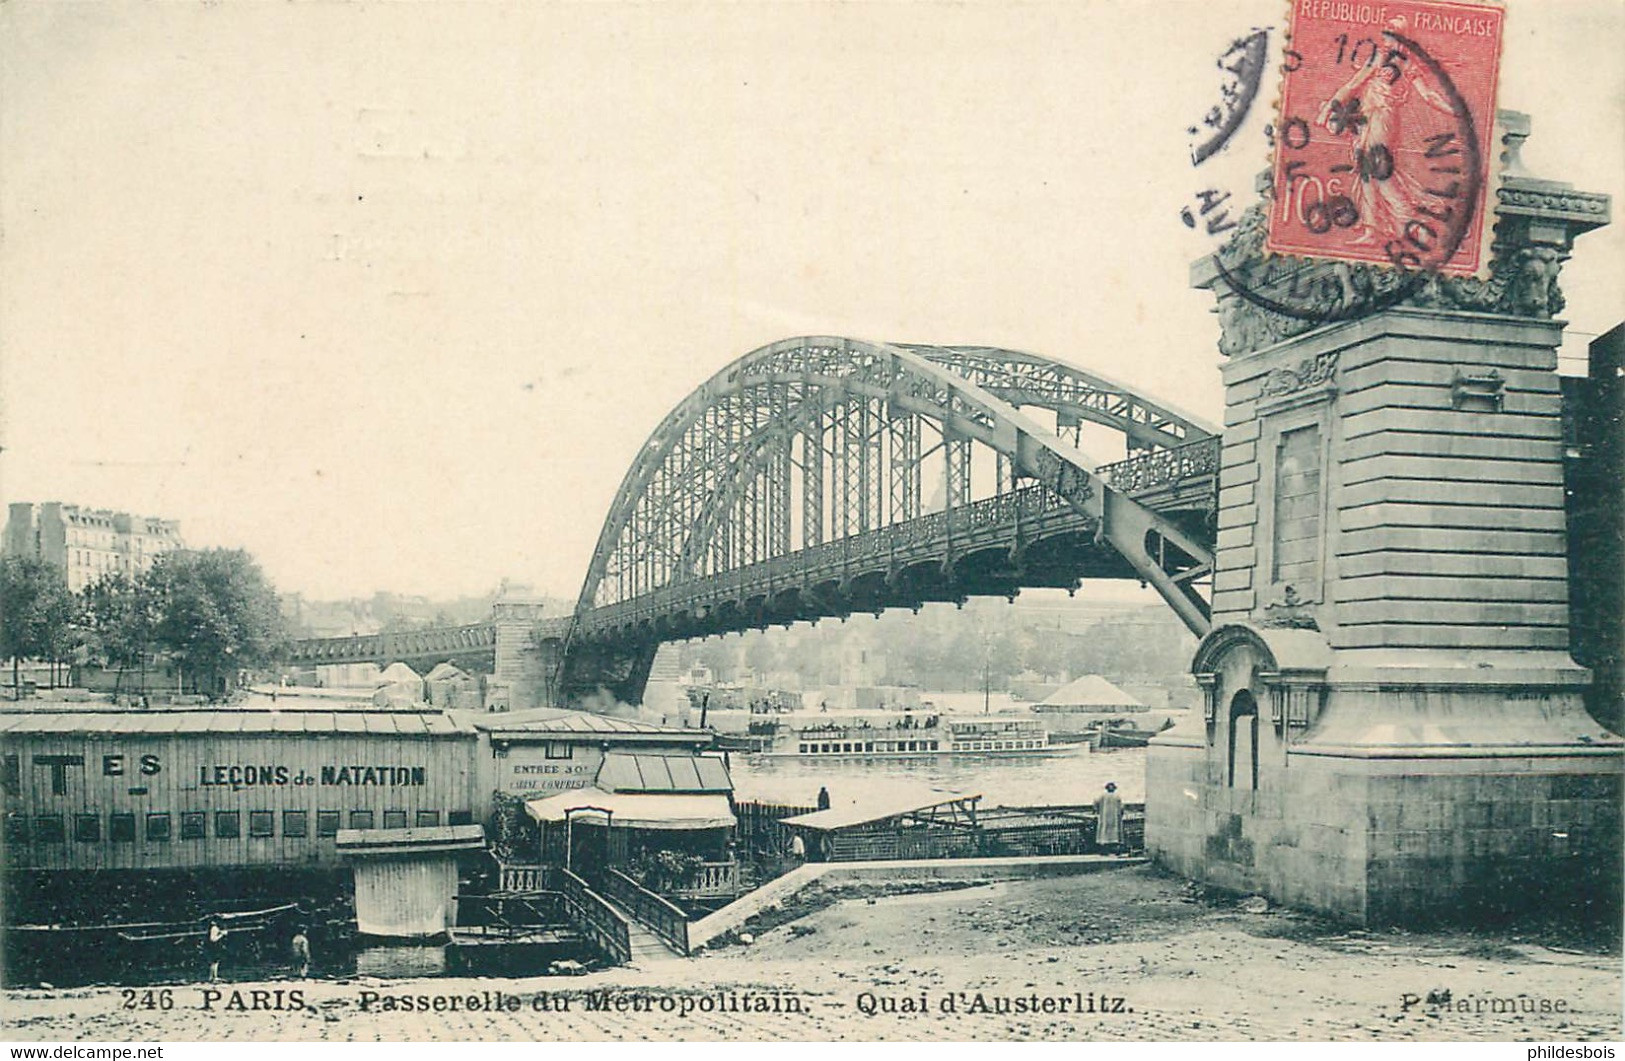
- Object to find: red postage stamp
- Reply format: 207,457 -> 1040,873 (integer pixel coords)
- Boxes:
1265,0 -> 1505,276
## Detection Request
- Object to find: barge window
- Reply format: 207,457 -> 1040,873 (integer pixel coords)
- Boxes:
283,811 -> 308,838
74,813 -> 101,843
448,809 -> 474,826
5,814 -> 28,844
215,811 -> 240,839
146,813 -> 171,842
416,811 -> 440,828
249,811 -> 274,838
181,812 -> 206,840
546,742 -> 573,760
34,815 -> 65,843
383,810 -> 408,830
349,810 -> 374,830
317,811 -> 341,837
109,814 -> 135,843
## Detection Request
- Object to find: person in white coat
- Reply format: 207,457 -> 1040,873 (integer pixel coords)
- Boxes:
1094,782 -> 1124,854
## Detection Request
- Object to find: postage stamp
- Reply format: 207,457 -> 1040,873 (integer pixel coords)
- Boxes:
1265,0 -> 1505,276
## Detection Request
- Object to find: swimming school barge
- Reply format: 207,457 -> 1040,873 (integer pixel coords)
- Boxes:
1,695 -> 1137,983
0,699 -> 737,978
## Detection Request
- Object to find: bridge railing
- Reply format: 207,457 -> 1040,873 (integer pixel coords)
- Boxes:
559,868 -> 632,966
497,862 -> 555,893
584,484 -> 1087,626
673,860 -> 741,901
1098,437 -> 1221,495
602,868 -> 691,955
287,620 -> 498,666
583,437 -> 1221,629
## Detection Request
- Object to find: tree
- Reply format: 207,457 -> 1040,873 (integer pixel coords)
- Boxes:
42,582 -> 82,688
742,631 -> 778,682
0,556 -> 74,697
81,571 -> 159,696
692,637 -> 737,683
148,549 -> 287,698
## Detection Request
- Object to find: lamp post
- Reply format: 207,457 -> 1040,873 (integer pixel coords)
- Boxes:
982,625 -> 993,715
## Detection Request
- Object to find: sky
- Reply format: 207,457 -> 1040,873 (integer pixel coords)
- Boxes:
2,0 -> 1621,603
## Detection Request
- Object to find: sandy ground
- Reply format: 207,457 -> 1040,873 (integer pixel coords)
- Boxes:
4,866 -> 1621,1042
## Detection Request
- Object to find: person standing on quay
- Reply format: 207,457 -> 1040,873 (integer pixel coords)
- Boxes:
1094,782 -> 1124,854
203,918 -> 228,982
291,926 -> 312,978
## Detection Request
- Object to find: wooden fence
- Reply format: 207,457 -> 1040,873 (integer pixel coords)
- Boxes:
734,800 -> 818,856
457,890 -> 564,929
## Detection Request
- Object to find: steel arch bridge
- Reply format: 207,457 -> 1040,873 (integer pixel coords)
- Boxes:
554,336 -> 1221,705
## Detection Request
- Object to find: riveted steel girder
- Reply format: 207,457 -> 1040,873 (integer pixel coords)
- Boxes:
557,337 -> 1217,705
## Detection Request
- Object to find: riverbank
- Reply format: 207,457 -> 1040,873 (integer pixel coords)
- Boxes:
5,865 -> 1620,1042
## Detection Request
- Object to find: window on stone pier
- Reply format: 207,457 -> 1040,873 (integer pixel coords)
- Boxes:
1272,423 -> 1323,590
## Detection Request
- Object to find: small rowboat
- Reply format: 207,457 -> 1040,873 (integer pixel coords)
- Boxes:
12,902 -> 300,946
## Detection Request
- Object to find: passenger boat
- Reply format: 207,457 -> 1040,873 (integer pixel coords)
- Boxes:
755,712 -> 1058,757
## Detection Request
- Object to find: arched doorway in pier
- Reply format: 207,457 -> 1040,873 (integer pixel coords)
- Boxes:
1228,690 -> 1259,791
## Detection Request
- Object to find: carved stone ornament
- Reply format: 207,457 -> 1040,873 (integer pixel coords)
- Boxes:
1200,115 -> 1611,358
1262,352 -> 1339,399
1259,584 -> 1319,629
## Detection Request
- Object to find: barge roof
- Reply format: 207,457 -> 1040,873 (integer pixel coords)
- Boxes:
336,824 -> 487,855
597,751 -> 732,794
0,709 -> 477,737
781,787 -> 981,832
462,707 -> 710,742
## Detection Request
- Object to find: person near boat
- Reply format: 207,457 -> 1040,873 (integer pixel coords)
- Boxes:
1094,782 -> 1124,854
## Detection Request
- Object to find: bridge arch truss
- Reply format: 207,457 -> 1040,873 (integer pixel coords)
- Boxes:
558,337 -> 1218,704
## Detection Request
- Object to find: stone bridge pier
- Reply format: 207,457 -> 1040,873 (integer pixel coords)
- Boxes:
488,598 -> 559,711
1146,116 -> 1624,924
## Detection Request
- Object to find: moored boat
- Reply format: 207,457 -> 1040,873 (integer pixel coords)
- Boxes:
10,902 -> 300,945
4,902 -> 303,986
1089,717 -> 1176,750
